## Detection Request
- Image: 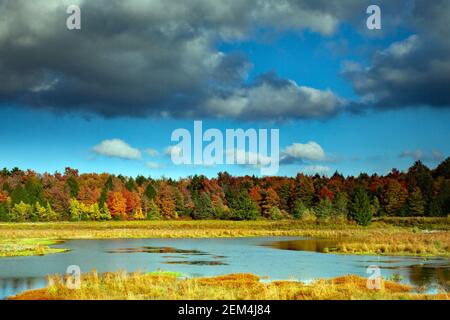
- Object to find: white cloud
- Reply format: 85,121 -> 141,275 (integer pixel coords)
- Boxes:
225,149 -> 272,168
400,149 -> 444,162
146,162 -> 164,169
93,139 -> 141,160
165,146 -> 184,158
302,165 -> 331,175
145,148 -> 159,157
282,141 -> 325,162
382,35 -> 419,58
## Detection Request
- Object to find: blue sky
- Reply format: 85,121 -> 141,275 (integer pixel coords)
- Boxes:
0,1 -> 449,178
1,106 -> 449,178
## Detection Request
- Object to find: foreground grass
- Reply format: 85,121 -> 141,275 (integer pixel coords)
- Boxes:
10,272 -> 449,300
0,238 -> 68,257
0,219 -> 449,257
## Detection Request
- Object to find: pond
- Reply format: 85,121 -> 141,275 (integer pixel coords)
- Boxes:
0,237 -> 448,299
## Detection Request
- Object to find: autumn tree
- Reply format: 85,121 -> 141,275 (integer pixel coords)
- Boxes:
156,184 -> 177,219
382,179 -> 408,216
261,188 -> 280,219
107,192 -> 127,220
294,175 -> 315,207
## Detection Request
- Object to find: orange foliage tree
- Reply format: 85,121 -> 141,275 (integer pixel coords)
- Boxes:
107,191 -> 127,220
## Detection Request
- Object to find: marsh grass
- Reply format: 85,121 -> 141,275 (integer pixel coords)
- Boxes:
0,238 -> 68,257
10,271 -> 449,300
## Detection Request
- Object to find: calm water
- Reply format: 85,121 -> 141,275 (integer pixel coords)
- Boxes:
0,237 -> 448,299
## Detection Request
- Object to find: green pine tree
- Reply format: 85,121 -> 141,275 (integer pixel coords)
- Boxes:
146,199 -> 161,220
334,192 -> 348,218
315,198 -> 333,219
350,188 -> 372,226
407,187 -> 425,216
292,199 -> 308,219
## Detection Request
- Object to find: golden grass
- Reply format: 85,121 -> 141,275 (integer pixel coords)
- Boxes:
10,272 -> 449,300
330,231 -> 450,256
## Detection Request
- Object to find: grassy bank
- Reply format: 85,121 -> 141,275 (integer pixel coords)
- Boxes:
0,238 -> 68,257
0,219 -> 448,257
10,272 -> 449,300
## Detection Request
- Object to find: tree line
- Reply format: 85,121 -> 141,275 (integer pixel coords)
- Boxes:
0,158 -> 449,225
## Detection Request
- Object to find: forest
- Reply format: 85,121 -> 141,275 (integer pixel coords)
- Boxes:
0,158 -> 449,226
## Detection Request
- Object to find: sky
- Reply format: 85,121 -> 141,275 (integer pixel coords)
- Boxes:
0,0 -> 449,178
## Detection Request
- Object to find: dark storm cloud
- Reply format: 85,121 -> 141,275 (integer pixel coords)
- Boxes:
0,0 -> 448,120
342,0 -> 450,111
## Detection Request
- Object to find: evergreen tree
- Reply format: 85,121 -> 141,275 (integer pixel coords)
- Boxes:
292,199 -> 308,219
228,191 -> 259,221
125,178 -> 137,192
0,202 -> 9,222
192,192 -> 214,220
371,196 -> 381,217
350,188 -> 372,226
146,199 -> 161,220
334,192 -> 348,218
315,198 -> 333,219
439,180 -> 450,215
407,187 -> 425,216
66,176 -> 79,198
46,202 -> 58,221
24,179 -> 45,206
10,185 -> 28,205
144,183 -> 157,200
100,202 -> 112,221
429,197 -> 443,217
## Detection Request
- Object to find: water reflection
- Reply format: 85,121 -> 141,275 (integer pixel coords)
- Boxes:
164,260 -> 228,266
107,245 -> 228,267
265,238 -> 450,292
0,277 -> 47,300
408,264 -> 450,292
264,239 -> 339,253
106,246 -> 207,255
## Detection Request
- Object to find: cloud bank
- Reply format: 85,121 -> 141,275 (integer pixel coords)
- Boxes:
0,0 -> 448,121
